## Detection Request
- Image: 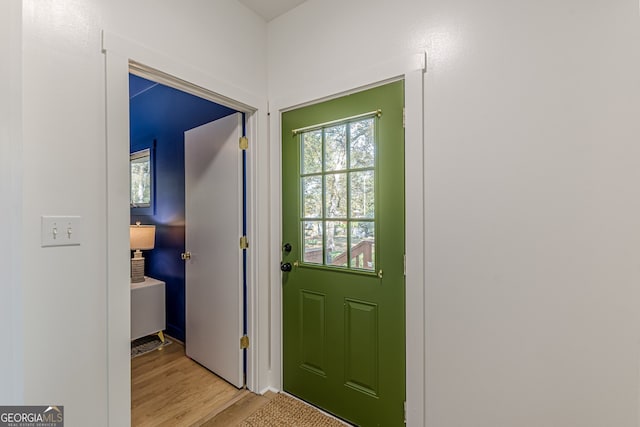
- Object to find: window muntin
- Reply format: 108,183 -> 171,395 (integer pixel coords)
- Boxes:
299,117 -> 376,271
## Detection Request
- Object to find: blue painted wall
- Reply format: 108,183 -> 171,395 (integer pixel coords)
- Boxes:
130,74 -> 236,341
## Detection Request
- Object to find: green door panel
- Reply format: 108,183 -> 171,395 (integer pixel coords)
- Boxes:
282,81 -> 405,426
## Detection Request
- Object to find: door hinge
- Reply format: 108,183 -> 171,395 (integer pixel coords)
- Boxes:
240,235 -> 249,249
239,136 -> 248,150
403,254 -> 406,276
404,401 -> 407,424
402,107 -> 406,128
240,335 -> 250,349
377,269 -> 383,279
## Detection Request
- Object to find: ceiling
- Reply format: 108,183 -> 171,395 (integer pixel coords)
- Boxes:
237,0 -> 307,21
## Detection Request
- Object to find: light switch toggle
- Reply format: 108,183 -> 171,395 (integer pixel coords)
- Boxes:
41,216 -> 82,247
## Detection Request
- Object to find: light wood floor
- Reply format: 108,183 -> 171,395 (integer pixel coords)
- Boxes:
132,340 -> 274,426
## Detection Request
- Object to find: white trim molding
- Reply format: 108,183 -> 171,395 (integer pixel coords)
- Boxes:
102,31 -> 263,112
102,30 -> 269,426
269,51 -> 426,426
0,0 -> 24,405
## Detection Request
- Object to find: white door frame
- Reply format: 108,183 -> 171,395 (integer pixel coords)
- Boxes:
0,0 -> 24,404
102,31 -> 268,427
269,53 -> 427,426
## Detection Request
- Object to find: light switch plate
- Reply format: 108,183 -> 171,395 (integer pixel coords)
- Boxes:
41,216 -> 82,247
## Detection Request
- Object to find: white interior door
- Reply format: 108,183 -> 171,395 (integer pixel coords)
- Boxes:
185,112 -> 243,388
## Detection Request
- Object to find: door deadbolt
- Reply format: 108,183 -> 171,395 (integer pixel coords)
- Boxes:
280,262 -> 292,272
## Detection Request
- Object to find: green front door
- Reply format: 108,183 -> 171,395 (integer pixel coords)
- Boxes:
282,81 -> 405,426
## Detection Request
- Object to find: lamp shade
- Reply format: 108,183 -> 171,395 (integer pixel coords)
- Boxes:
130,224 -> 156,250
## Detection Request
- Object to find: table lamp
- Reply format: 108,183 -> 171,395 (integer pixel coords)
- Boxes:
130,222 -> 156,283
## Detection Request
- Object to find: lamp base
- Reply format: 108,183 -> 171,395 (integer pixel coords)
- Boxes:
131,257 -> 145,283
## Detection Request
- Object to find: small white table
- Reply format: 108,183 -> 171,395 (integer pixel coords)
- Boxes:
131,276 -> 166,342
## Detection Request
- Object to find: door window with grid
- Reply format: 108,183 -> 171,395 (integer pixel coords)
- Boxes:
299,116 -> 377,271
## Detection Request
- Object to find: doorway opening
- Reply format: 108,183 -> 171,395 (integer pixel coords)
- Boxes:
127,66 -> 255,424
128,72 -> 239,344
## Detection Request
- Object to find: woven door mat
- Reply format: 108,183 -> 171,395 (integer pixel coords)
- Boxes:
240,393 -> 349,427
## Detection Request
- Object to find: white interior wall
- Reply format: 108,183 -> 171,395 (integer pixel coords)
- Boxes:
0,0 -> 24,405
269,1 -> 640,426
12,0 -> 640,425
20,0 -> 267,425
